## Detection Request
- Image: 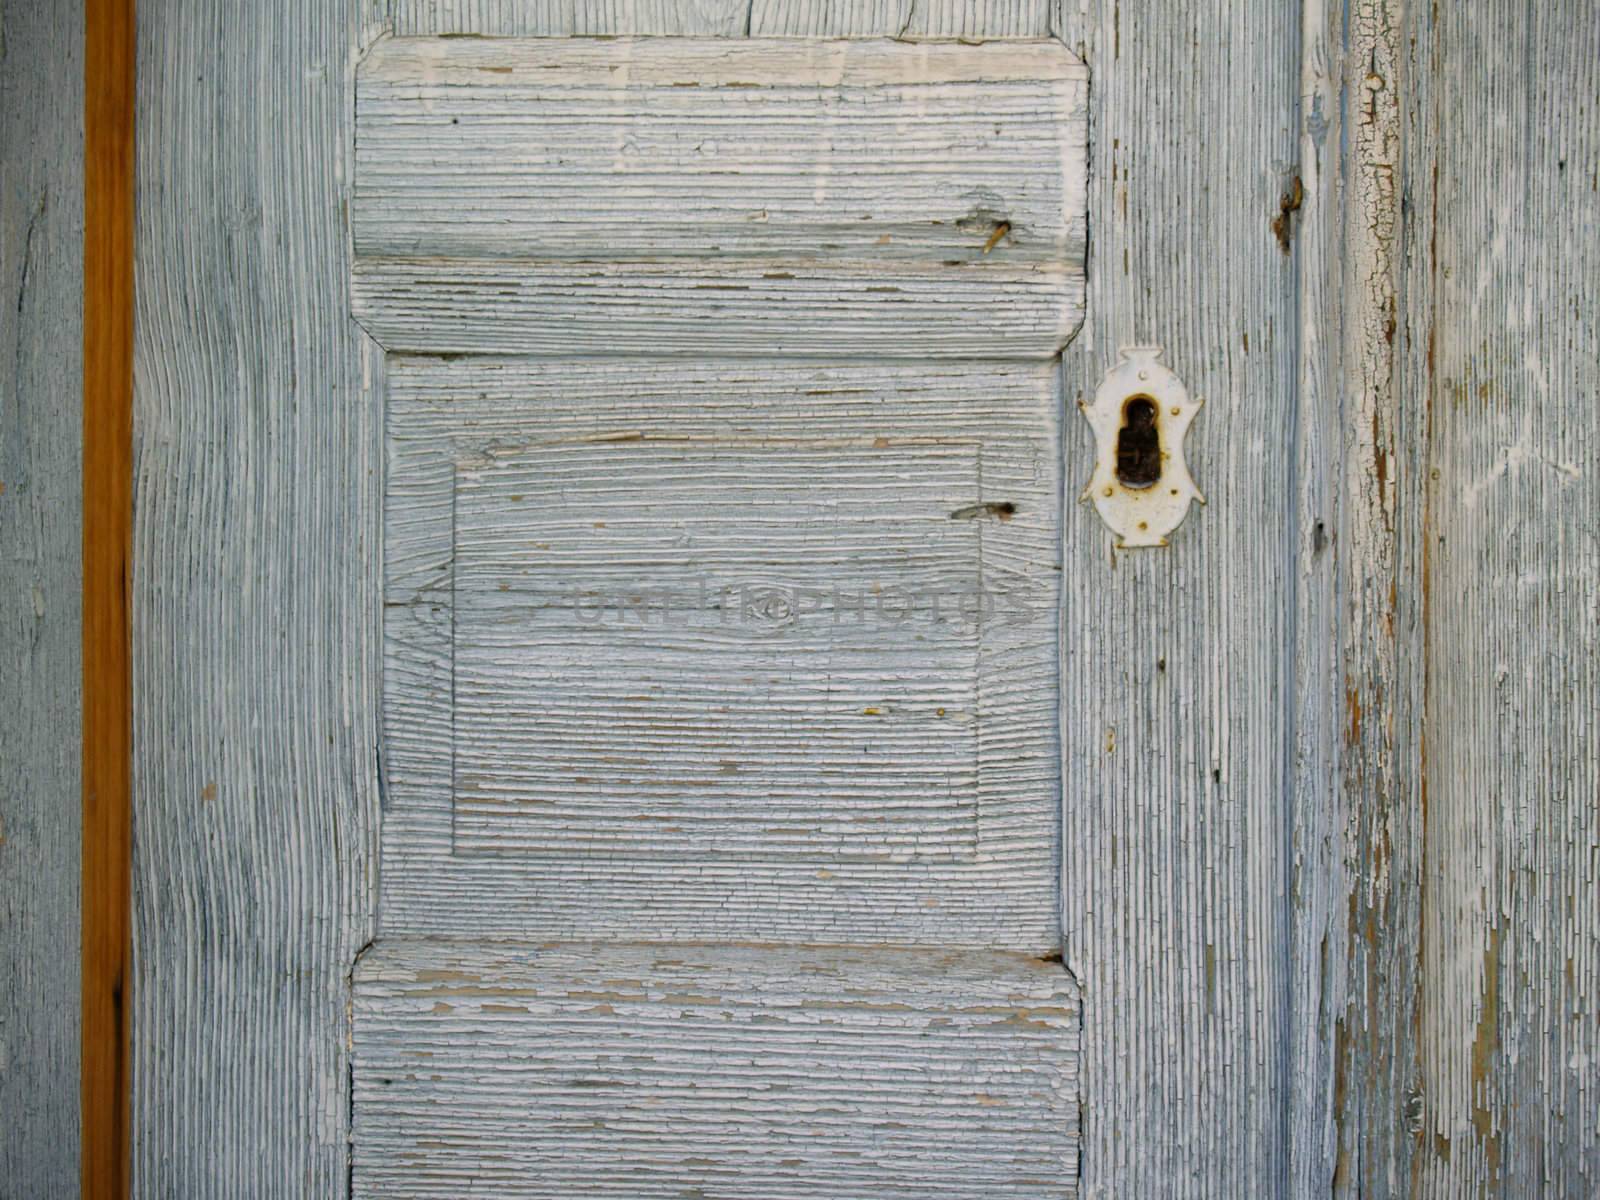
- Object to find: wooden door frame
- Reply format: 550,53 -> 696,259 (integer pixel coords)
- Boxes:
82,0 -> 135,1193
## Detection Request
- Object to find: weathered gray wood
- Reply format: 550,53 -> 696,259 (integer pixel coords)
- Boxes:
352,37 -> 1087,359
129,0 -> 387,1192
381,357 -> 1062,949
388,0 -> 1056,37
1292,2 -> 1600,1194
355,38 -> 1084,265
1053,0 -> 1304,1194
449,443 -> 985,861
1299,0 -> 1431,1194
392,0 -> 752,37
355,255 -> 1081,357
128,0 -> 1086,1195
749,0 -> 1053,38
0,0 -> 84,1191
352,939 -> 1079,1198
128,0 -> 1600,1193
358,27 -> 1081,1193
1396,4 -> 1600,1194
1287,0 -> 1356,1192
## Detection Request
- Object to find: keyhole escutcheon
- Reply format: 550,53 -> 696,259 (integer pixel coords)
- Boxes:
1115,396 -> 1162,488
1079,346 -> 1204,548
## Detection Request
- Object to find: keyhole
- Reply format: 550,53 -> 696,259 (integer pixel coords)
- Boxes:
1115,396 -> 1162,488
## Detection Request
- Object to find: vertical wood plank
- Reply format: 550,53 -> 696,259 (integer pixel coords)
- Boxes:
1402,3 -> 1600,1194
1319,0 -> 1432,1193
1290,0 -> 1432,1192
129,0 -> 386,1192
82,0 -> 134,1192
1053,1 -> 1302,1194
1287,0 -> 1347,1189
1305,1 -> 1600,1194
1,0 -> 86,1193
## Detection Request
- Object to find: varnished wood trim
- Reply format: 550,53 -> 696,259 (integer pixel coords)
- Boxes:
82,0 -> 134,1192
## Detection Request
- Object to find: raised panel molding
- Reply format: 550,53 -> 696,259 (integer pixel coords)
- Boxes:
351,36 -> 1087,357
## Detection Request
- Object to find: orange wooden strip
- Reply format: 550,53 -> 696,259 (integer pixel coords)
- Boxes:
82,0 -> 134,1192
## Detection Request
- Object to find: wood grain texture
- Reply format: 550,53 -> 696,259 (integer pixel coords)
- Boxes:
352,37 -> 1086,358
132,1 -> 1087,1195
389,0 -> 1056,37
447,442 -> 985,862
1053,1 -> 1304,1195
1304,0 -> 1431,1194
129,0 -> 387,1192
1294,2 -> 1600,1193
355,257 -> 1081,357
352,939 -> 1079,1198
392,0 -> 752,37
750,0 -> 1052,38
1,0 -> 84,1192
382,357 -> 1062,949
1286,0 -> 1379,1193
1400,3 -> 1600,1193
355,38 -> 1084,264
113,0 -> 1600,1193
82,0 -> 134,1191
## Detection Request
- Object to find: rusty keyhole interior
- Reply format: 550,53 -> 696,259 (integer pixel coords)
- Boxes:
1115,395 -> 1162,488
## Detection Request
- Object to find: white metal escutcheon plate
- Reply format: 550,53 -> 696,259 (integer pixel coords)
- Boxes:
1079,346 -> 1204,547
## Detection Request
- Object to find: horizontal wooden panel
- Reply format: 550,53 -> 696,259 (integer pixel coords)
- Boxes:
352,37 -> 1087,357
352,939 -> 1079,1199
354,37 -> 1085,261
352,258 -> 1082,357
381,357 -> 1060,949
748,0 -> 1057,38
390,1 -> 1057,40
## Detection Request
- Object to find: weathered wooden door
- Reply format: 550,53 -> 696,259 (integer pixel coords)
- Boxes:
100,0 -> 1599,1198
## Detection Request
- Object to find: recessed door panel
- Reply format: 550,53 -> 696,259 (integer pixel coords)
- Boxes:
380,358 -> 1063,947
